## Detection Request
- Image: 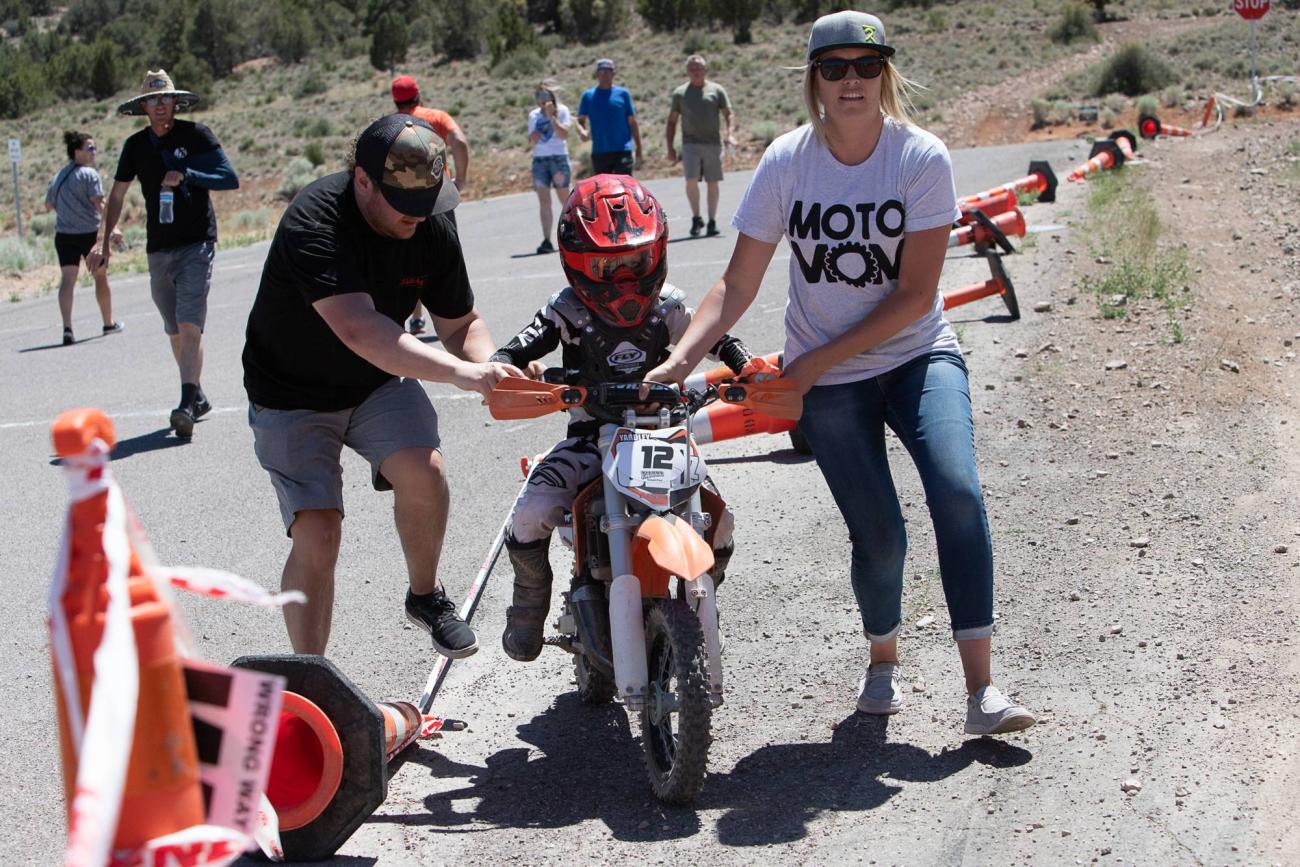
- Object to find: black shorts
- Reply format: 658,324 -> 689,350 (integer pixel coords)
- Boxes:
54,232 -> 97,267
591,151 -> 635,176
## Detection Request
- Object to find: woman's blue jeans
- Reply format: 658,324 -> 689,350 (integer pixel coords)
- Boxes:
798,350 -> 994,643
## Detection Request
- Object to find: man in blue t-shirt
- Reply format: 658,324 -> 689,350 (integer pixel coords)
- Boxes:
576,58 -> 642,176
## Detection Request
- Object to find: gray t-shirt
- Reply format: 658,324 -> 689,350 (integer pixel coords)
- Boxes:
670,81 -> 730,146
731,119 -> 960,386
46,164 -> 104,235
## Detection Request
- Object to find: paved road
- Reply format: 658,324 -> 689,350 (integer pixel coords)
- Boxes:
0,138 -> 1087,864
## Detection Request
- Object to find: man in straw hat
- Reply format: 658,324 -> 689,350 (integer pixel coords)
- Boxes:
92,69 -> 239,439
242,115 -> 521,657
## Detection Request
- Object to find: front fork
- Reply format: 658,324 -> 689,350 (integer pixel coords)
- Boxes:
601,464 -> 724,712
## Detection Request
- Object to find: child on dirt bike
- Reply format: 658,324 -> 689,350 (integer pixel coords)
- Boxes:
490,174 -> 766,662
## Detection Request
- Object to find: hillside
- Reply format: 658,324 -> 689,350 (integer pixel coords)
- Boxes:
1,0 -> 1297,298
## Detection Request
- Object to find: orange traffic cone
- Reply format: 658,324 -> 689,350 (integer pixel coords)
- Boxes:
50,408 -> 207,863
958,190 -> 1018,225
1138,113 -> 1192,139
948,208 -> 1025,249
959,160 -> 1058,204
1067,138 -> 1125,183
942,255 -> 1020,320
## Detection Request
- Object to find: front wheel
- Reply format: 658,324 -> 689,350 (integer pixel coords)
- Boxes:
640,599 -> 712,804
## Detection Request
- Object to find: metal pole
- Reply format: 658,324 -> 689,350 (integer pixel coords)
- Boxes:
10,161 -> 21,241
1250,19 -> 1259,103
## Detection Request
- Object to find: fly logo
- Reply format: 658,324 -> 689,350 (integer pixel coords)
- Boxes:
608,341 -> 646,369
173,147 -> 188,160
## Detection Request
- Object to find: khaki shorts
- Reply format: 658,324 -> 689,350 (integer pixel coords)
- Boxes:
682,143 -> 724,183
147,241 -> 214,334
249,377 -> 442,533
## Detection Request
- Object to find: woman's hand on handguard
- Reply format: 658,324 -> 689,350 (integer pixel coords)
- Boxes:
642,355 -> 693,395
776,351 -> 827,396
451,360 -> 523,401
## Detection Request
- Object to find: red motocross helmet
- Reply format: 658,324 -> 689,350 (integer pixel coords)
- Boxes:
558,174 -> 668,328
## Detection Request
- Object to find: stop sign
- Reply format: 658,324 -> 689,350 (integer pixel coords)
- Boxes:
1234,0 -> 1269,19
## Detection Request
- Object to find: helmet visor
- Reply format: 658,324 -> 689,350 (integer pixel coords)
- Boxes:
584,247 -> 657,283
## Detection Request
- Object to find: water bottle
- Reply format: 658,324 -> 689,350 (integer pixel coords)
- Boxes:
159,189 -> 174,224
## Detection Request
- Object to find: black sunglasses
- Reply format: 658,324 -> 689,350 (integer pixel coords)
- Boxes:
814,56 -> 886,82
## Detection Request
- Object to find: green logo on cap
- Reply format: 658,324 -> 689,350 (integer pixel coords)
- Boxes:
862,24 -> 877,43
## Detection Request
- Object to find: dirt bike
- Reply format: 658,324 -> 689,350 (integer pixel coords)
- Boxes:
488,370 -> 801,804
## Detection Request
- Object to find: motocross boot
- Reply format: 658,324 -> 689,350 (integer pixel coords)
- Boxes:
502,538 -> 554,662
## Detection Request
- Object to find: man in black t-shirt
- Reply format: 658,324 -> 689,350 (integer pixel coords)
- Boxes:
94,69 -> 239,439
243,114 -> 521,657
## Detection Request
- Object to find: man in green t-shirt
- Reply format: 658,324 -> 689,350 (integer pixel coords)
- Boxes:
665,54 -> 736,237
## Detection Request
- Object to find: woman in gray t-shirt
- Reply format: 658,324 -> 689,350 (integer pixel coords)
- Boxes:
649,11 -> 1034,738
46,130 -> 122,345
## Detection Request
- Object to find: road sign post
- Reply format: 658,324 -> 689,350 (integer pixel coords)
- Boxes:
8,138 -> 21,242
1233,0 -> 1270,93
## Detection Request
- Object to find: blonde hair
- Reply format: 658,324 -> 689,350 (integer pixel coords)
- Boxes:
801,59 -> 923,145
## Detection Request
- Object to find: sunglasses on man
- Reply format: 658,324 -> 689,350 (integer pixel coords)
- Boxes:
814,56 -> 886,82
144,94 -> 175,107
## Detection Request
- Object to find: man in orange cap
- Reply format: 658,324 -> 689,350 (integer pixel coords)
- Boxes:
391,74 -> 471,335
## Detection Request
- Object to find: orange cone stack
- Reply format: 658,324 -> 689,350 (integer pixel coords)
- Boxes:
50,408 -> 209,865
958,190 -> 1018,225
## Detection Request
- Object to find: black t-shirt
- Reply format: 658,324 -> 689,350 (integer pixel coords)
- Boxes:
242,171 -> 474,411
114,120 -> 221,252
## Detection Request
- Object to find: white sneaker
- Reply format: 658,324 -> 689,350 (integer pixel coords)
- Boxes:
856,662 -> 903,715
964,684 -> 1035,735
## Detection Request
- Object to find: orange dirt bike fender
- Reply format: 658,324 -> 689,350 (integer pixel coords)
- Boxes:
632,513 -> 715,599
488,377 -> 588,420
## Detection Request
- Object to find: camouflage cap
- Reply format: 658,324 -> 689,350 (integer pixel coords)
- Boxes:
355,115 -> 460,217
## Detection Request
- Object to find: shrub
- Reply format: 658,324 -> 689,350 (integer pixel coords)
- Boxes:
1094,44 -> 1176,97
269,1 -> 313,64
1135,95 -> 1158,116
303,141 -> 326,166
293,116 -> 332,137
1030,98 -> 1051,129
487,0 -> 544,68
278,156 -> 321,200
29,213 -> 56,236
1049,2 -> 1098,45
637,0 -> 698,30
296,69 -> 327,97
432,0 -> 486,59
558,0 -> 627,44
492,45 -> 546,78
369,11 -> 408,72
229,208 -> 271,232
0,236 -> 52,273
751,120 -> 779,146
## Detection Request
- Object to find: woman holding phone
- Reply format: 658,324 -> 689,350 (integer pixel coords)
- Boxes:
646,11 -> 1035,737
527,79 -> 574,255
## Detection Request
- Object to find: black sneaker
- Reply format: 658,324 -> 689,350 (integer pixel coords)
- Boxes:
706,219 -> 721,237
689,216 -> 704,237
536,238 -> 555,254
193,394 -> 212,419
62,327 -> 75,346
170,405 -> 195,438
102,321 -> 124,335
406,588 -> 479,659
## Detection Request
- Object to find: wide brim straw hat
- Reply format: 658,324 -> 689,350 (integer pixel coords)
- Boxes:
117,69 -> 202,116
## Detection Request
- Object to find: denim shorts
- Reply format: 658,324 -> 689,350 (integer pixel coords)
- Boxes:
249,377 -> 442,533
532,154 -> 572,189
147,240 -> 214,334
797,350 -> 994,642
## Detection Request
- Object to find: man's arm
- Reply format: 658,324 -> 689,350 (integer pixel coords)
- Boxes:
433,308 -> 497,362
89,180 -> 131,269
313,294 -> 518,398
722,106 -> 736,147
628,115 -> 643,169
447,129 -> 471,191
182,147 -> 240,190
665,110 -> 680,162
576,113 -> 591,143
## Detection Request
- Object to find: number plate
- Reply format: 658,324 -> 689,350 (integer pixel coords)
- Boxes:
604,426 -> 705,509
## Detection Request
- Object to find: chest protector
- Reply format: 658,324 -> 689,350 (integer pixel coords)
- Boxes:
551,285 -> 685,384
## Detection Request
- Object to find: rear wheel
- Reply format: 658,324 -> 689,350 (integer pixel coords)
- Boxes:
640,599 -> 712,804
574,652 -> 616,704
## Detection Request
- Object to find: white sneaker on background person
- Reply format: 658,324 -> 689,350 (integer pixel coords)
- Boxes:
965,684 -> 1036,735
856,662 -> 903,715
